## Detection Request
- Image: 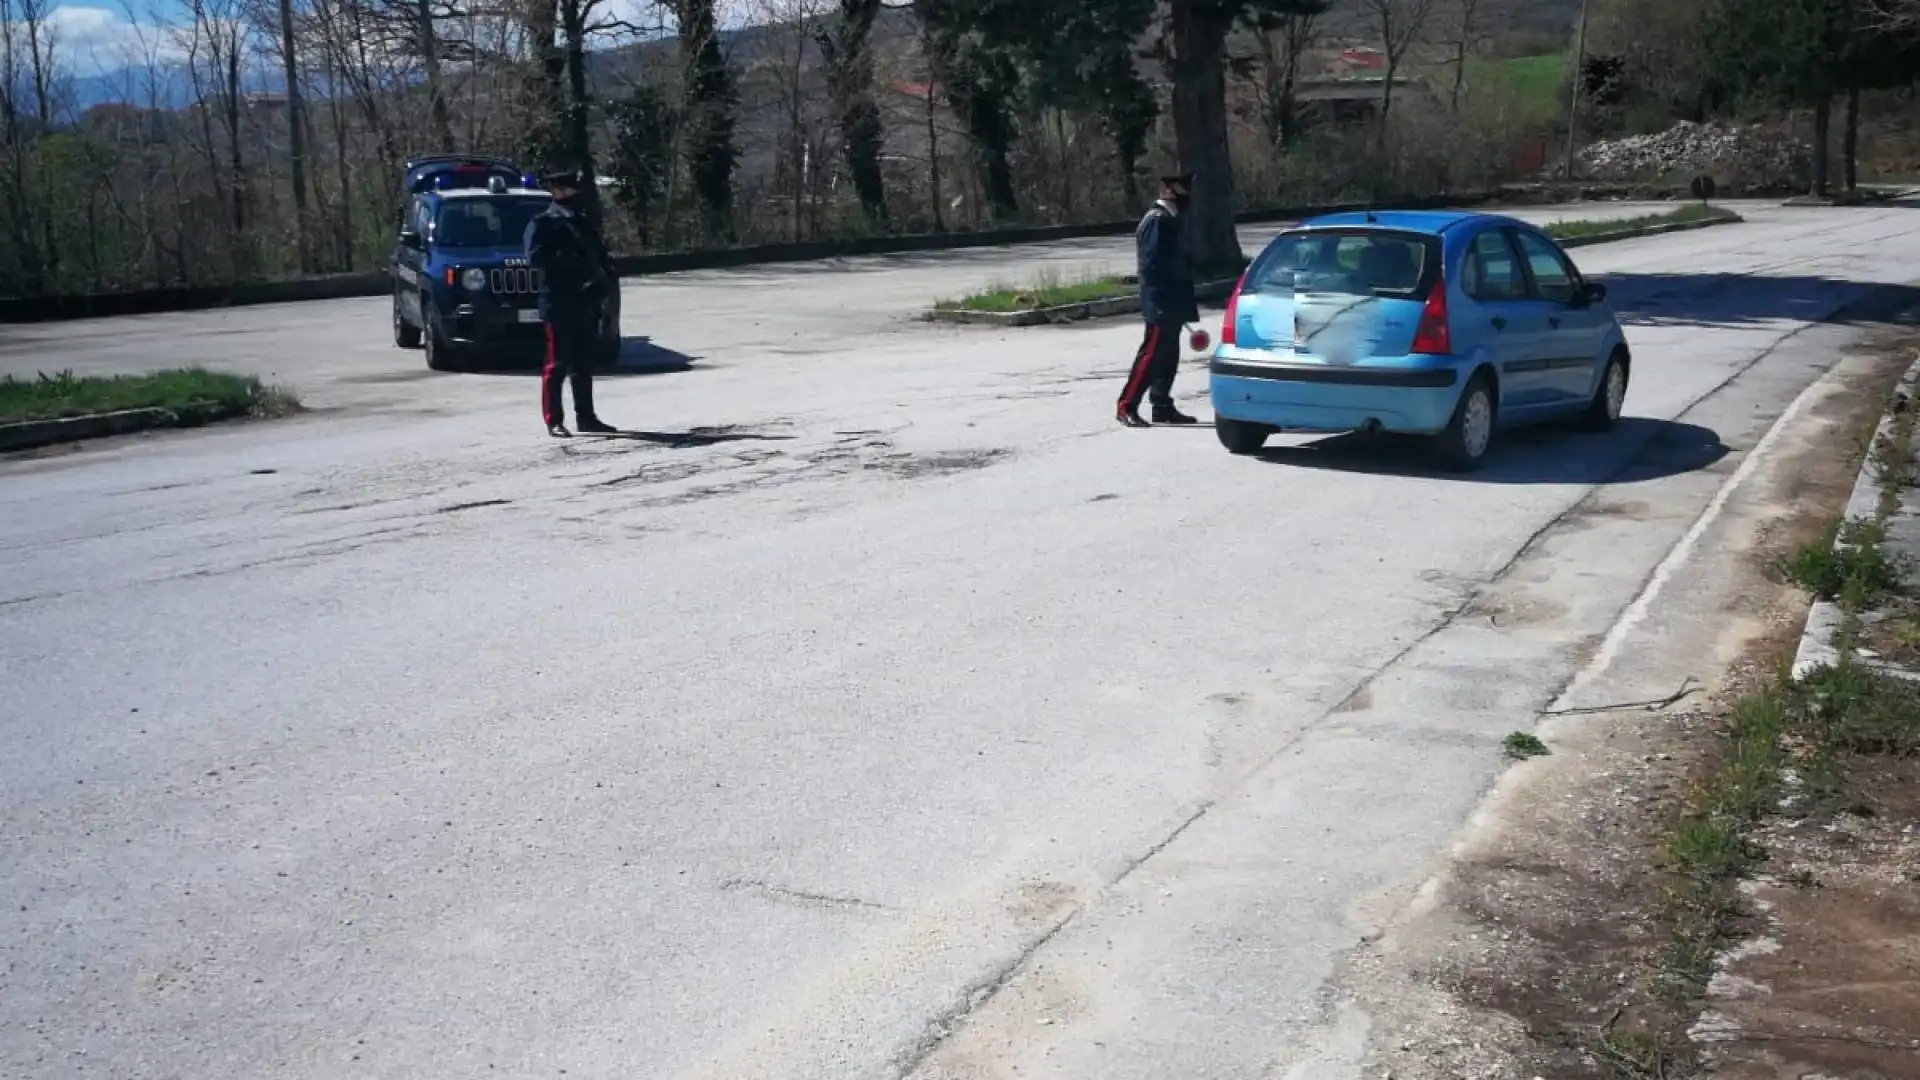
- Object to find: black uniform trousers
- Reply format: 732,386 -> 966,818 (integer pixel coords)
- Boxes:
1118,319 -> 1182,413
541,304 -> 598,427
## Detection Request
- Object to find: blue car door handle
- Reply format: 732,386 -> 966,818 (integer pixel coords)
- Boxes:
1548,315 -> 1562,329
1491,315 -> 1507,330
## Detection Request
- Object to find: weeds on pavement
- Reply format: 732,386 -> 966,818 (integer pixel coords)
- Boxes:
1500,732 -> 1550,760
0,368 -> 298,425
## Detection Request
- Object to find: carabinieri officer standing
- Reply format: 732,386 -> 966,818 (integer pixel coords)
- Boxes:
525,167 -> 616,438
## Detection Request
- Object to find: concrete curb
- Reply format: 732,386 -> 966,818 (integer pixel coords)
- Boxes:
930,210 -> 1744,329
1790,356 -> 1920,681
0,403 -> 237,454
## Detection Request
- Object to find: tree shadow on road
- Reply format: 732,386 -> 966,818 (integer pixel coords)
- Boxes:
1594,275 -> 1920,332
1254,418 -> 1730,486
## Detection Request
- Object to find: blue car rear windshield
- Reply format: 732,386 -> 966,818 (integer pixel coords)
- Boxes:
434,197 -> 550,248
1247,228 -> 1438,299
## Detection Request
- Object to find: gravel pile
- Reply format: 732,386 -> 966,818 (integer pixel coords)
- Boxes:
1579,120 -> 1810,185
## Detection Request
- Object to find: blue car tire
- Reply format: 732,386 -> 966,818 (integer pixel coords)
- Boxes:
1582,349 -> 1630,433
1436,372 -> 1497,472
1217,417 -> 1273,455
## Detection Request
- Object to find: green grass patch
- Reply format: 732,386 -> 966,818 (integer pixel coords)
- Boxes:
1501,731 -> 1550,760
1597,1026 -> 1676,1079
1455,53 -> 1567,127
936,265 -> 1132,313
935,255 -> 1250,314
1645,658 -> 1920,1011
1780,518 -> 1902,603
1543,203 -> 1739,242
1497,53 -> 1566,99
0,368 -> 297,426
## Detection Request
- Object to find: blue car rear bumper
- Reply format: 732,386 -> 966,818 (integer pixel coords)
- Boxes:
1209,358 -> 1463,435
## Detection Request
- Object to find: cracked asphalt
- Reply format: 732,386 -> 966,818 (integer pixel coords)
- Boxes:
4,200 -> 1920,1080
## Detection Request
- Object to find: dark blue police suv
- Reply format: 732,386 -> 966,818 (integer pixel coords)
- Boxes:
389,155 -> 622,370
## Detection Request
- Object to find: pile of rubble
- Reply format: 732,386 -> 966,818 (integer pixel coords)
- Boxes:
1579,120 -> 1810,186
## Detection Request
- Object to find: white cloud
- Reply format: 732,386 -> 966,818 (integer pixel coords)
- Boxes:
8,4 -> 183,77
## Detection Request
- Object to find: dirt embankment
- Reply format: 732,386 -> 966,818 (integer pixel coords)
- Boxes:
1316,325 -> 1920,1080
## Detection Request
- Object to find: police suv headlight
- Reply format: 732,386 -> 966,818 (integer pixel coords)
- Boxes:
460,268 -> 487,292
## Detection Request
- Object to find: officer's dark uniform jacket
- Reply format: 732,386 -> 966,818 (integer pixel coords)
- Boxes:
523,202 -> 610,323
1136,200 -> 1198,326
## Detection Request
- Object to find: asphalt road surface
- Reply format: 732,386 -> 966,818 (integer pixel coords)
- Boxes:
4,200 -> 1919,1080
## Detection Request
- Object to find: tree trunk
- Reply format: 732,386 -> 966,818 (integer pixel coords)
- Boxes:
926,81 -> 944,232
329,92 -> 353,271
415,0 -> 455,151
278,0 -> 311,272
1843,84 -> 1860,192
823,0 -> 887,227
1168,0 -> 1240,272
1811,97 -> 1831,197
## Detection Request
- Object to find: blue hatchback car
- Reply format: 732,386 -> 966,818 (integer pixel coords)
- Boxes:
1207,210 -> 1631,470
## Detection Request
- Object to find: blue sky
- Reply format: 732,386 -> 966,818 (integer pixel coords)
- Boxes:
34,0 -> 750,78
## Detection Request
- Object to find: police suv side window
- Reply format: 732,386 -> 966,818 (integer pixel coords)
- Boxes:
413,199 -> 432,242
1467,230 -> 1525,302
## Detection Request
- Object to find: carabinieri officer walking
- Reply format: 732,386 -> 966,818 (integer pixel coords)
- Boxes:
1116,172 -> 1201,428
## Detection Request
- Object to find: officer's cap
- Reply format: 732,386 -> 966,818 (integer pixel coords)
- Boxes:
540,167 -> 585,190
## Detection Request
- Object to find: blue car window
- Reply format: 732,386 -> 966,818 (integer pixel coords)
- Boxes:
433,197 -> 548,248
1513,230 -> 1577,303
1249,231 -> 1429,298
1466,231 -> 1525,301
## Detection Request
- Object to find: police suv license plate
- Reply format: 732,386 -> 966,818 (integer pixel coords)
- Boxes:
517,308 -> 541,324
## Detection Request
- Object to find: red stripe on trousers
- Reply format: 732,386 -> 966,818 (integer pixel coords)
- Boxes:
541,322 -> 559,426
1118,324 -> 1161,411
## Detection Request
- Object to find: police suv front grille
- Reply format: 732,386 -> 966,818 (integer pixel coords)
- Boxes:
488,267 -> 544,295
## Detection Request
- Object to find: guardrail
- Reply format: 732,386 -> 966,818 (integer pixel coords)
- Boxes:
0,182 -> 1716,325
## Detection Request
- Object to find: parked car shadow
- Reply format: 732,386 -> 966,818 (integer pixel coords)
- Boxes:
453,335 -> 700,375
1594,275 -> 1920,332
1253,417 -> 1730,486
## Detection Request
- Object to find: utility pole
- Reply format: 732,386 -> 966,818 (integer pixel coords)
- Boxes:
277,0 -> 310,272
1562,0 -> 1590,181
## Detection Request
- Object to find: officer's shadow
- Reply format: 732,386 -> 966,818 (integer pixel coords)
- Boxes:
602,335 -> 700,373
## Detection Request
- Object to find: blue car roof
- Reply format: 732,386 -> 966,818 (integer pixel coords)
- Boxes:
1293,209 -> 1524,234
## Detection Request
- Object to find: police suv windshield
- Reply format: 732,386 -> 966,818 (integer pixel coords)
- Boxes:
433,196 -> 550,249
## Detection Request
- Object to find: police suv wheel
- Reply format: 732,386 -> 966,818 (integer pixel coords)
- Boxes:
423,301 -> 454,371
393,293 -> 422,349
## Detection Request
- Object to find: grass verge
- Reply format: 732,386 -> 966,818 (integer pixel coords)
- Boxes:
935,206 -> 1734,313
1625,386 -> 1919,1073
1543,203 -> 1739,242
934,265 -> 1133,314
0,368 -> 298,426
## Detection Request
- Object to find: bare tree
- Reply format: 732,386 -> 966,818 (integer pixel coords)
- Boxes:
264,0 -> 314,270
1248,5 -> 1323,149
1444,0 -> 1482,112
750,0 -> 831,240
1358,0 -> 1438,152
